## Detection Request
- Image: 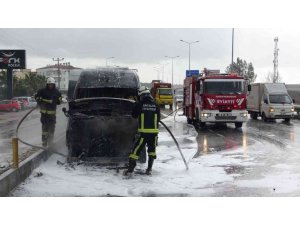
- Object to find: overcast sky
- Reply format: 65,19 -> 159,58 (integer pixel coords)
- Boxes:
1,28 -> 300,84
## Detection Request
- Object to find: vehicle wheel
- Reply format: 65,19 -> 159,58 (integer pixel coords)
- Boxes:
68,143 -> 81,159
11,108 -> 17,112
169,104 -> 173,110
285,118 -> 291,123
250,112 -> 257,120
199,122 -> 206,128
235,122 -> 243,128
262,113 -> 268,122
138,146 -> 147,163
253,113 -> 258,120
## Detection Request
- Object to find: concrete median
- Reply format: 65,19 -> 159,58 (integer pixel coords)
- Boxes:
0,149 -> 51,196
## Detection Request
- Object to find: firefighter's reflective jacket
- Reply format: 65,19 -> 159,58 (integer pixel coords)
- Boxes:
132,95 -> 160,133
35,87 -> 62,115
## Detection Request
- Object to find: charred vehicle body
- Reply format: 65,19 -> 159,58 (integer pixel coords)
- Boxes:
63,68 -> 144,162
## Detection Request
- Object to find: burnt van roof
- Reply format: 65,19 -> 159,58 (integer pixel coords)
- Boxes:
77,68 -> 140,89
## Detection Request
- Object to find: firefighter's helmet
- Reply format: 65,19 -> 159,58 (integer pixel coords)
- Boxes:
46,77 -> 56,84
138,86 -> 150,96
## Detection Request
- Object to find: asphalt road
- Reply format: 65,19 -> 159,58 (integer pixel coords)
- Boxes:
4,105 -> 300,196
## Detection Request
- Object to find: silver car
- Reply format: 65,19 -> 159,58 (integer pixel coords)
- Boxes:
13,96 -> 37,108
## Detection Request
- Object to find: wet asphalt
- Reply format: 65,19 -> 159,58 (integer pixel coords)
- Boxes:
2,106 -> 300,196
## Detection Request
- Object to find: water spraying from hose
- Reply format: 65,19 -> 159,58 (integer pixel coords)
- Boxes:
16,107 -> 67,157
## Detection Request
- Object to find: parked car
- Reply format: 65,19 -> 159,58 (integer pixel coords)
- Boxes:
13,96 -> 37,108
0,100 -> 21,112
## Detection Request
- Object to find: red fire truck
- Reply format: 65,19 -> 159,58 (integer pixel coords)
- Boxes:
183,69 -> 250,128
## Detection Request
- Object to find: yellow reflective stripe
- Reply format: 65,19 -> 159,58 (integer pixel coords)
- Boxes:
154,113 -> 157,129
42,132 -> 48,135
141,113 -> 144,130
129,154 -> 139,160
40,109 -> 56,115
41,98 -> 52,104
148,152 -> 156,157
134,137 -> 144,155
138,129 -> 159,133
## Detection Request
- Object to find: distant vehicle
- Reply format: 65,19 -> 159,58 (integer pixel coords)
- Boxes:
247,83 -> 296,122
0,100 -> 21,112
174,88 -> 184,105
13,96 -> 37,108
150,80 -> 173,108
63,67 -> 146,162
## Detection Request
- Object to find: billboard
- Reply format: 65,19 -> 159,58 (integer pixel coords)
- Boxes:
0,50 -> 26,69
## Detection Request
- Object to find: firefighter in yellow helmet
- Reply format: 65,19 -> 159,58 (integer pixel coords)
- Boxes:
124,86 -> 160,176
35,77 -> 62,147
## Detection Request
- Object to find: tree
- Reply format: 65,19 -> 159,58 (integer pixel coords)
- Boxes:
0,71 -> 46,99
226,57 -> 257,83
23,72 -> 46,96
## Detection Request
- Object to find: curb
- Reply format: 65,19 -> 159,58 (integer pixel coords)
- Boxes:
0,150 -> 51,197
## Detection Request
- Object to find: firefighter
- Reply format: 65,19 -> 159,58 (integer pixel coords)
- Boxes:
35,77 -> 62,147
124,86 -> 160,176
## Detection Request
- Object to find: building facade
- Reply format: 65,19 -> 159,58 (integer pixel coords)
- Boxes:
36,63 -> 82,92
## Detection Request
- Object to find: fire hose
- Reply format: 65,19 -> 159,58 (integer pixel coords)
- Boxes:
159,120 -> 189,170
16,106 -> 188,170
16,107 -> 67,157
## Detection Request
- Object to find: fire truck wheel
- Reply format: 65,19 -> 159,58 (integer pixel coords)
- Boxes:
235,122 -> 243,128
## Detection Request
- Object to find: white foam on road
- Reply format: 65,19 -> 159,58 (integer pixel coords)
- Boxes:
10,114 -> 300,196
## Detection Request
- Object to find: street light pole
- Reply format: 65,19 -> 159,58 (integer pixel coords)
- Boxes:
153,67 -> 160,80
105,57 -> 115,67
165,56 -> 179,87
158,63 -> 168,81
180,40 -> 199,76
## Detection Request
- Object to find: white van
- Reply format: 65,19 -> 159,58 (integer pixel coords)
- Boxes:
247,83 -> 296,122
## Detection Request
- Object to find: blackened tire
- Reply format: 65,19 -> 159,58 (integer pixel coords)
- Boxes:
199,122 -> 206,128
285,118 -> 291,123
11,107 -> 17,112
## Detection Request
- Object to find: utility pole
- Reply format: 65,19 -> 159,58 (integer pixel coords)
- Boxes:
52,57 -> 64,90
273,37 -> 279,83
231,28 -> 234,65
